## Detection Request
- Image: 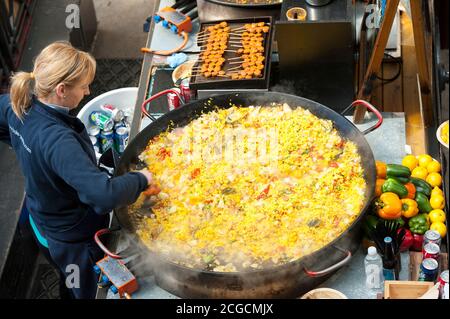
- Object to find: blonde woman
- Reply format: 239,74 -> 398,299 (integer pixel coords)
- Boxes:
0,42 -> 153,299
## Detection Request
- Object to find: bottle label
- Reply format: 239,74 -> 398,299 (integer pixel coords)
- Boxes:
366,264 -> 382,289
383,268 -> 395,281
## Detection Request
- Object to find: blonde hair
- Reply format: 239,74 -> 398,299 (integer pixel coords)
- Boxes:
10,41 -> 96,119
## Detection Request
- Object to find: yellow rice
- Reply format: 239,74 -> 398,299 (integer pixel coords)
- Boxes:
134,104 -> 366,272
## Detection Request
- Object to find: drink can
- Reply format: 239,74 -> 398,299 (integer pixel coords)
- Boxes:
101,104 -> 125,122
439,270 -> 449,299
423,230 -> 441,249
180,78 -> 196,104
90,111 -> 114,131
87,126 -> 101,139
167,88 -> 181,110
114,126 -> 129,154
423,243 -> 440,261
418,258 -> 439,282
123,111 -> 132,126
90,136 -> 101,154
100,129 -> 115,153
114,121 -> 126,130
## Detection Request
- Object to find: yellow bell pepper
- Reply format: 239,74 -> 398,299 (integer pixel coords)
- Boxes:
377,192 -> 402,220
401,198 -> 419,218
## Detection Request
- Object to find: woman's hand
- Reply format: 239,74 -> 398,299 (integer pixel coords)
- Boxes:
139,169 -> 154,186
139,169 -> 161,196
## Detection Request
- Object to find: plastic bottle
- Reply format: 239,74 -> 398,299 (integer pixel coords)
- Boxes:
365,246 -> 384,297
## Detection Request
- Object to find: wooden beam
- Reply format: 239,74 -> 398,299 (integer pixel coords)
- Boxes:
354,0 -> 401,123
410,0 -> 431,93
410,0 -> 434,128
401,12 -> 427,154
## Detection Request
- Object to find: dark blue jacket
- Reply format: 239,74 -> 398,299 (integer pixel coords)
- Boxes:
0,95 -> 147,241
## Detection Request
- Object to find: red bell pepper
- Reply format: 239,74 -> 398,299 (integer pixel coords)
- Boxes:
398,228 -> 413,252
411,233 -> 424,252
190,168 -> 201,179
256,184 -> 271,200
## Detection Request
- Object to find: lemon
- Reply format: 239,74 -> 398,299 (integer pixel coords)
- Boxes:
429,209 -> 446,223
430,221 -> 447,238
431,186 -> 444,198
430,194 -> 445,210
417,154 -> 433,168
411,166 -> 428,180
402,155 -> 419,171
426,160 -> 441,174
426,172 -> 442,187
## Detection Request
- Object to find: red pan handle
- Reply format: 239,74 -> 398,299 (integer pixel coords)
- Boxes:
304,246 -> 352,278
94,228 -> 122,259
141,89 -> 185,119
341,100 -> 383,135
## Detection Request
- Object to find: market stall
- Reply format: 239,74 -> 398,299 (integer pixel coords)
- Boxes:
89,0 -> 448,300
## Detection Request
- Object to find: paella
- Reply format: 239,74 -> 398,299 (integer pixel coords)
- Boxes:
134,103 -> 366,272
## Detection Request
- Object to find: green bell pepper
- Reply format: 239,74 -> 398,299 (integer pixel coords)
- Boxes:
408,213 -> 429,235
386,175 -> 410,184
410,177 -> 432,197
415,192 -> 433,213
382,178 -> 408,198
386,164 -> 411,178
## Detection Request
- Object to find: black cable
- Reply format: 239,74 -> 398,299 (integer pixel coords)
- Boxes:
172,0 -> 194,9
180,2 -> 197,14
188,9 -> 198,21
375,52 -> 402,83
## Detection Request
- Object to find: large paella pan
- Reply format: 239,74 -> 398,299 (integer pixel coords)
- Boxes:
113,92 -> 382,298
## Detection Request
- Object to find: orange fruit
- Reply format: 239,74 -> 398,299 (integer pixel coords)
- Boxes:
376,161 -> 387,179
375,179 -> 385,197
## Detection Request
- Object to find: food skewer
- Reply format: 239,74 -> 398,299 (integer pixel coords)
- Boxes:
228,56 -> 245,60
230,22 -> 268,32
194,21 -> 268,81
227,65 -> 243,71
197,22 -> 229,35
197,34 -> 230,41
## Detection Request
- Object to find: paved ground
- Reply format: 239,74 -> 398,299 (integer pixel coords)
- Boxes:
91,0 -> 155,59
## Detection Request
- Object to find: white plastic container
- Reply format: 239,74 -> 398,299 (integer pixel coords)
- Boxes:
365,246 -> 384,298
77,87 -> 138,128
437,120 -> 449,149
78,88 -> 139,222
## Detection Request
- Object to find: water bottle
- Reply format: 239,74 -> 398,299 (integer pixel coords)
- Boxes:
365,246 -> 384,297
